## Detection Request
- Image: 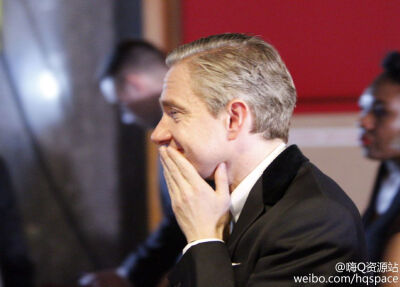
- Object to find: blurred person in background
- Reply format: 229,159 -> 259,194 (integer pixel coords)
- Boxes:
360,51 -> 400,279
79,40 -> 185,287
0,156 -> 34,287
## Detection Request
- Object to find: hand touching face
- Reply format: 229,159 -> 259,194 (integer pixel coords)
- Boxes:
160,146 -> 230,242
151,62 -> 229,179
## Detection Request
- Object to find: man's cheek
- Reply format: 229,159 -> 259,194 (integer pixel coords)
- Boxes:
186,157 -> 209,178
179,151 -> 202,174
390,133 -> 400,151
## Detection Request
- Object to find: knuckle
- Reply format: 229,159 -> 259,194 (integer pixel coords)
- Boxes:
173,198 -> 183,209
181,193 -> 190,204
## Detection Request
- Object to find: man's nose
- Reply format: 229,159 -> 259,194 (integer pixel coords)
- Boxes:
151,117 -> 171,146
359,111 -> 375,131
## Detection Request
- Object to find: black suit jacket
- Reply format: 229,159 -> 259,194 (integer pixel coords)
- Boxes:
363,163 -> 400,263
169,145 -> 367,287
0,157 -> 34,287
122,167 -> 186,287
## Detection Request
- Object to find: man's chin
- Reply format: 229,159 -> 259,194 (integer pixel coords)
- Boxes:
201,165 -> 221,181
197,167 -> 215,180
198,170 -> 212,180
362,148 -> 377,160
363,149 -> 390,161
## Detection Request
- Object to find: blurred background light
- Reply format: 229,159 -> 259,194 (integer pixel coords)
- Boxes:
38,70 -> 60,100
100,77 -> 117,104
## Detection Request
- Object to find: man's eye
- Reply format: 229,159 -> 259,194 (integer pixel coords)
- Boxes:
168,110 -> 180,120
372,105 -> 387,118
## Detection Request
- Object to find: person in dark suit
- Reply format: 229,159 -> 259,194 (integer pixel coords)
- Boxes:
0,156 -> 34,287
79,40 -> 186,287
360,51 -> 400,272
151,33 -> 367,286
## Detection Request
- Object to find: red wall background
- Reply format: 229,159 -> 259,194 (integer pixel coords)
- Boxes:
181,0 -> 400,113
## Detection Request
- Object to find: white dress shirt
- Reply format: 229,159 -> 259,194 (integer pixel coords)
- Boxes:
376,161 -> 400,215
183,143 -> 286,254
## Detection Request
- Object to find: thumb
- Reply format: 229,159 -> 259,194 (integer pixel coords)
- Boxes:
215,162 -> 229,195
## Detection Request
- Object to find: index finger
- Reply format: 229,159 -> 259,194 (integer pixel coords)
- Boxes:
165,146 -> 202,183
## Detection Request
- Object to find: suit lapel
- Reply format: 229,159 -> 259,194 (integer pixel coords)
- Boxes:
227,145 -> 309,255
366,175 -> 400,231
228,178 -> 264,254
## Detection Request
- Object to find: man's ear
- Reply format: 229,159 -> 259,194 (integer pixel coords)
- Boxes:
226,99 -> 249,140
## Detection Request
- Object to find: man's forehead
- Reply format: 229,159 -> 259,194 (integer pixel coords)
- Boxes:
160,77 -> 184,108
160,63 -> 195,107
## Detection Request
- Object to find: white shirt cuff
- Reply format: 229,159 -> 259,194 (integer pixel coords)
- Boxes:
182,239 -> 224,255
116,266 -> 129,278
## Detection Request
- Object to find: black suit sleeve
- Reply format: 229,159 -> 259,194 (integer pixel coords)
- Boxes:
169,241 -> 234,287
0,158 -> 34,287
122,212 -> 186,287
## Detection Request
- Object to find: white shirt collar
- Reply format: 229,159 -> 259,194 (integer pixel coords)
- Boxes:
386,160 -> 400,175
230,143 -> 286,223
376,161 -> 400,215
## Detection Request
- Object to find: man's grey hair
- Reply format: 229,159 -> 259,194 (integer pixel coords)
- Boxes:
166,33 -> 296,142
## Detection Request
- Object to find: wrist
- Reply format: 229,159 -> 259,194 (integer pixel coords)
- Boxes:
183,238 -> 225,254
185,228 -> 224,243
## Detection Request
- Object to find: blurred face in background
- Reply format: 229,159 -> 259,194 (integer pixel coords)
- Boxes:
100,70 -> 164,128
358,80 -> 400,162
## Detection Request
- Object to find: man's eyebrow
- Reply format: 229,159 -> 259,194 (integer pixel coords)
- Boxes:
159,99 -> 187,111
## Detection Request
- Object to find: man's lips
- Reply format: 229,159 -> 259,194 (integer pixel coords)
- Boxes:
360,134 -> 372,146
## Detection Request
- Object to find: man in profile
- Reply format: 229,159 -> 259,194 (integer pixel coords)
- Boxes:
80,40 -> 185,287
359,51 -> 400,266
151,33 -> 367,286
